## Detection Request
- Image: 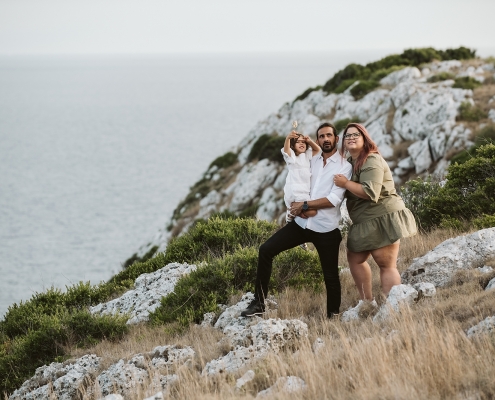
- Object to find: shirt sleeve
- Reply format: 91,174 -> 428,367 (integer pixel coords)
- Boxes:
327,160 -> 353,207
305,147 -> 313,161
358,155 -> 384,203
281,148 -> 296,165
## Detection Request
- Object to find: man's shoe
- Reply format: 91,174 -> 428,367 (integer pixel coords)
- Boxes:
240,299 -> 265,317
328,312 -> 340,320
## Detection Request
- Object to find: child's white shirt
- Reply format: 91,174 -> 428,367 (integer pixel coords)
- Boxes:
281,147 -> 313,207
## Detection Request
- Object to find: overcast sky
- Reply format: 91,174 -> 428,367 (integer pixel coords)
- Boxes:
0,0 -> 494,55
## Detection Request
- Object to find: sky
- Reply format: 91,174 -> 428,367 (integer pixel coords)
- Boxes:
0,0 -> 494,55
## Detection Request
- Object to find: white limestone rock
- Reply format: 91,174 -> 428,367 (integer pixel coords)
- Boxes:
201,312 -> 216,327
9,355 -> 101,400
402,228 -> 495,287
312,337 -> 325,354
235,370 -> 255,391
341,299 -> 378,322
466,316 -> 495,338
413,282 -> 436,298
257,376 -> 307,398
373,284 -> 418,323
100,395 -> 124,400
204,318 -> 308,376
488,109 -> 495,123
197,190 -> 222,219
90,263 -> 198,324
98,360 -> 149,397
143,392 -> 163,400
486,278 -> 495,291
408,138 -> 433,173
256,186 -> 281,222
380,67 -> 421,86
478,266 -> 494,274
314,93 -> 339,118
225,159 -> 279,212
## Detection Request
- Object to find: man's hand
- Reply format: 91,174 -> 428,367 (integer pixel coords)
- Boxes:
290,201 -> 303,216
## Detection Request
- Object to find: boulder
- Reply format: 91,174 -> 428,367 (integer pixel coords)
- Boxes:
486,278 -> 495,291
9,355 -> 101,400
373,284 -> 418,322
341,299 -> 378,322
413,282 -> 436,298
257,376 -> 307,398
90,263 -> 198,324
402,228 -> 495,287
466,316 -> 495,338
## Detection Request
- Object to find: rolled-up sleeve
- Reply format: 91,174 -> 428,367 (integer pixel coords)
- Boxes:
359,156 -> 384,203
326,160 -> 353,207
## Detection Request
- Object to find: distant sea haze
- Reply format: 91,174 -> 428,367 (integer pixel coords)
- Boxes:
0,50 -> 413,317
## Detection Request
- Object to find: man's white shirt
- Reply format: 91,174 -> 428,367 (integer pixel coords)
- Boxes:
295,151 -> 352,233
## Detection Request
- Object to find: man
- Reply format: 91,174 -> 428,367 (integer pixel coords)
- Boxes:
240,122 -> 353,319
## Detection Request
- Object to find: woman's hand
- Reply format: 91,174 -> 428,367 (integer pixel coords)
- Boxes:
334,174 -> 348,188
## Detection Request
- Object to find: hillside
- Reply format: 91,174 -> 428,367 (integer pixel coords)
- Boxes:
131,47 -> 495,263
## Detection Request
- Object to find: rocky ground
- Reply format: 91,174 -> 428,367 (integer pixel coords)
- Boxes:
9,228 -> 495,400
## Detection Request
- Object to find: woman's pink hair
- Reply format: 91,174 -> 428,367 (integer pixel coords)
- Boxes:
339,123 -> 380,173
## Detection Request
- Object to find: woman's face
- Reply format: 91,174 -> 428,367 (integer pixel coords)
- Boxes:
343,127 -> 364,152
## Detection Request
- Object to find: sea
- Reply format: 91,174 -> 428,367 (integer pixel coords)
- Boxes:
5,48 -> 488,318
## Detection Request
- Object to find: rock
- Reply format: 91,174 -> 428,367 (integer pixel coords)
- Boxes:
488,109 -> 495,123
373,284 -> 418,322
197,190 -> 221,219
256,186 -> 281,222
466,316 -> 495,338
486,278 -> 495,291
9,355 -> 101,400
413,282 -> 436,298
477,266 -> 494,274
408,138 -> 432,173
257,376 -> 307,398
341,299 -> 378,322
143,392 -> 164,400
235,370 -> 255,391
203,318 -> 308,376
402,228 -> 495,287
90,263 -> 198,324
100,395 -> 124,400
380,67 -> 421,86
312,337 -> 325,354
201,312 -> 216,327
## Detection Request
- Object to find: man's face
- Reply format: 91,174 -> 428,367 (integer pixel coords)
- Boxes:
317,126 -> 338,153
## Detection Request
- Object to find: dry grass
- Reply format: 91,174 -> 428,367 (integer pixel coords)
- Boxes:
61,228 -> 495,399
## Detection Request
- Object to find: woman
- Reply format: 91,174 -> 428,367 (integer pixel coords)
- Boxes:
334,123 -> 417,300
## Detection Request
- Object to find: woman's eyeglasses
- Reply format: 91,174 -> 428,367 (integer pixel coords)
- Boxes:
343,133 -> 361,140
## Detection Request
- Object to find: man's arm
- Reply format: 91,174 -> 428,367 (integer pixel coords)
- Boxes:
290,197 -> 333,217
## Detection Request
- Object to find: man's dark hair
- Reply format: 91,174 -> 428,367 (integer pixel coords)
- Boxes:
316,122 -> 337,139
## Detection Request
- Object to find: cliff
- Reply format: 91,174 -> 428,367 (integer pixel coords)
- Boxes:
133,53 -> 495,261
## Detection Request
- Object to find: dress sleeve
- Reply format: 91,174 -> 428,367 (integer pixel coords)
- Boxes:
281,148 -> 296,164
358,155 -> 384,203
305,147 -> 313,161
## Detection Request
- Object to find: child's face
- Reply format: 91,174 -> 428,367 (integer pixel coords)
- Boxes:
294,138 -> 307,155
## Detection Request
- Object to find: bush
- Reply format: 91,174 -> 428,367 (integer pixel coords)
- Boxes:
247,134 -> 286,163
453,77 -> 482,90
150,245 -> 323,326
293,85 -> 322,103
334,118 -> 355,134
473,214 -> 495,229
162,216 -> 278,265
427,72 -> 455,82
369,65 -> 406,81
333,79 -> 358,94
123,245 -> 158,269
450,124 -> 495,164
350,80 -> 380,99
209,151 -> 238,170
457,101 -> 488,122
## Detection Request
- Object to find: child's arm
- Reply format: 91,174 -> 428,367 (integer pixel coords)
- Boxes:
283,131 -> 298,155
305,136 -> 321,157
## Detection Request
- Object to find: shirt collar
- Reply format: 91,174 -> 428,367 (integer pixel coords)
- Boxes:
317,150 -> 340,163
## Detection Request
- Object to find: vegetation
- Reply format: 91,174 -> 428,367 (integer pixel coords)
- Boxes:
457,101 -> 488,122
402,144 -> 495,230
247,134 -> 286,163
427,72 -> 455,82
450,124 -> 495,164
453,76 -> 482,90
208,151 -> 238,170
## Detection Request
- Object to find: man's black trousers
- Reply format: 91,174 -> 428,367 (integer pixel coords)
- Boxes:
254,220 -> 342,317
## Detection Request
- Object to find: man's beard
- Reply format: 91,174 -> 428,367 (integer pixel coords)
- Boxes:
321,141 -> 336,153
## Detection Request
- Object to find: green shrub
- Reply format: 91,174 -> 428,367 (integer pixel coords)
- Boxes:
209,151 -> 238,170
453,77 -> 482,90
350,80 -> 380,99
247,134 -> 286,163
322,63 -> 369,93
427,72 -> 455,82
401,177 -> 443,231
162,217 -> 277,265
333,79 -> 358,94
123,245 -> 158,269
457,101 -> 488,122
369,65 -> 406,81
150,245 -> 322,326
334,118 -> 354,134
437,46 -> 476,60
473,214 -> 495,229
450,124 -> 495,164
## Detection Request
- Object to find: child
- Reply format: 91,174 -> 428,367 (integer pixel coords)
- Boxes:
281,129 -> 321,222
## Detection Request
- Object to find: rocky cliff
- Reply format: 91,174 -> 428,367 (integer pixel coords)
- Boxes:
133,56 -> 495,261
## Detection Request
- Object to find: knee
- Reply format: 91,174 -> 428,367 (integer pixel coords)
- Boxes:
259,242 -> 274,259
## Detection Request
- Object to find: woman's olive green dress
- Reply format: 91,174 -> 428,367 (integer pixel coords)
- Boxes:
346,154 -> 417,252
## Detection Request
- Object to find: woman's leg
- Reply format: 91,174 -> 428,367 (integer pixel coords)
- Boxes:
370,241 -> 401,296
347,249 -> 373,300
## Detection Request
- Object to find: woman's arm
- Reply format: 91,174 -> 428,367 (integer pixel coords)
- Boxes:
304,135 -> 321,156
334,174 -> 371,200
